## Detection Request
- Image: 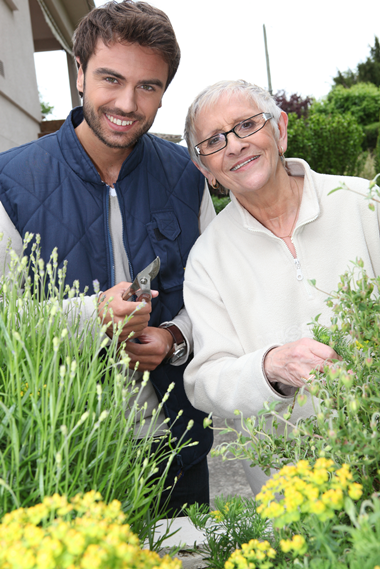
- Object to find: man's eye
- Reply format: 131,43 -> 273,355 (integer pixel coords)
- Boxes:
140,85 -> 154,91
105,77 -> 118,84
206,134 -> 223,148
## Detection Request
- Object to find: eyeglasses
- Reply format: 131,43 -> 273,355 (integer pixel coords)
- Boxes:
194,112 -> 273,156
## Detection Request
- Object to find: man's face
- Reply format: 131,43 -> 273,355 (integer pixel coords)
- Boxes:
77,40 -> 169,150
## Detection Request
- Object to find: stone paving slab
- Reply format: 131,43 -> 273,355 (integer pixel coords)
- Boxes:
208,416 -> 252,506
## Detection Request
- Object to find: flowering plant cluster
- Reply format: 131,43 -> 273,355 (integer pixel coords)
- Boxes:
256,458 -> 362,527
0,491 -> 181,569
225,539 -> 276,569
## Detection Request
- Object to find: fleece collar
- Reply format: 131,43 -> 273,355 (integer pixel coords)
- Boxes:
229,158 -> 320,236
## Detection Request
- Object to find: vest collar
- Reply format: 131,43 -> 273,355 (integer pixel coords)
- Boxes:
58,107 -> 145,185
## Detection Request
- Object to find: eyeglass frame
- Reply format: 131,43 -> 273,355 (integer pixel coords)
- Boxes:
194,112 -> 273,156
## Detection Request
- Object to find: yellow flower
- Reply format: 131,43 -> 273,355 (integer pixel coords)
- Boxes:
348,483 -> 363,500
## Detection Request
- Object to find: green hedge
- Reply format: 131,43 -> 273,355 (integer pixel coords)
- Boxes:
286,111 -> 364,175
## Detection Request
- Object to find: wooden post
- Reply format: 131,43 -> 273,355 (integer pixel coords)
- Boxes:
263,24 -> 272,95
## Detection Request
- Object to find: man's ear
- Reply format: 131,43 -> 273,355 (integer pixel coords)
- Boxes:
192,160 -> 216,187
76,58 -> 84,94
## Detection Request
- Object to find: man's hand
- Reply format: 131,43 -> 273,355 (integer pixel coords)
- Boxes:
122,326 -> 174,371
97,282 -> 158,343
264,338 -> 341,388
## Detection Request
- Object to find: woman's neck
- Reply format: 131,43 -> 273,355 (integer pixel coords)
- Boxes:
235,172 -> 304,257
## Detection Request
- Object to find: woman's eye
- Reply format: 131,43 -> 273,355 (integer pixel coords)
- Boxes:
240,120 -> 255,130
206,135 -> 223,148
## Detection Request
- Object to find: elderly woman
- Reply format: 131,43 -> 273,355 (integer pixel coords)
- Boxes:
182,80 -> 380,493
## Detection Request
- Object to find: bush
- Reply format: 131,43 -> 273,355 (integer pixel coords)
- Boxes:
317,83 -> 380,127
273,91 -> 313,118
212,194 -> 230,214
286,111 -> 364,175
363,121 -> 380,149
376,112 -> 380,172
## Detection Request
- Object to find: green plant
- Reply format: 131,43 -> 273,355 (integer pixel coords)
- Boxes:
212,194 -> 230,214
0,490 -> 182,569
0,234 -> 188,542
186,496 -> 271,569
39,91 -> 54,119
286,111 -> 364,175
322,83 -> 380,128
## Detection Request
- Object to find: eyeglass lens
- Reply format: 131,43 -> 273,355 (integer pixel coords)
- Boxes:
197,114 -> 269,156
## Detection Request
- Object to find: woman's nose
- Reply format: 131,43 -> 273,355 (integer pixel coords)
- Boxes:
226,132 -> 249,154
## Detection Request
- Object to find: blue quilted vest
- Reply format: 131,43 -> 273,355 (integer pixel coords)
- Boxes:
0,108 -> 213,470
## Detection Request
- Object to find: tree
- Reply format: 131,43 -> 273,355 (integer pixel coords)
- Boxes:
39,91 -> 54,119
333,36 -> 380,88
273,90 -> 313,118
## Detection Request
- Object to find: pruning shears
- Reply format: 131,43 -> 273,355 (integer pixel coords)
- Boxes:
122,256 -> 160,302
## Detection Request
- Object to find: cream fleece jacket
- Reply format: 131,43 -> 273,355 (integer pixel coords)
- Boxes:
184,159 -> 380,492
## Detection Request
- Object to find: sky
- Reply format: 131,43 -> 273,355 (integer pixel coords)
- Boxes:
34,0 -> 380,136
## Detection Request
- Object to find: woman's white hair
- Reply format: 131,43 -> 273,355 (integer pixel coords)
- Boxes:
184,79 -> 283,171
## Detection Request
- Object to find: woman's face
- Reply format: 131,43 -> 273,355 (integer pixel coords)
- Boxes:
193,93 -> 288,200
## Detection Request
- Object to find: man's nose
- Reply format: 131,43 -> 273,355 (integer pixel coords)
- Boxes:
116,87 -> 138,114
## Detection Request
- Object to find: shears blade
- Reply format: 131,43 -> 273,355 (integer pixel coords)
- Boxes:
122,256 -> 160,301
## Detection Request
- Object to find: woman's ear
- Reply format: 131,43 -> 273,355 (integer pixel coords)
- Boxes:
192,160 -> 217,187
278,111 -> 288,153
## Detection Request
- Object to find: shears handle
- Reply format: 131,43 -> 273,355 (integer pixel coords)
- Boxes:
136,291 -> 152,302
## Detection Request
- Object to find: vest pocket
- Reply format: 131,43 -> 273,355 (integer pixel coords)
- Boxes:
146,211 -> 184,291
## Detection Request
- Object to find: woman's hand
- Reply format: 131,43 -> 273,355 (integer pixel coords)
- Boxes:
264,338 -> 341,388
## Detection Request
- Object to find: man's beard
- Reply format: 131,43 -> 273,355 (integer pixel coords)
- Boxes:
82,96 -> 154,149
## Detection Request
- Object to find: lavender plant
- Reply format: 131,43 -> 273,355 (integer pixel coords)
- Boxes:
0,234 -> 188,543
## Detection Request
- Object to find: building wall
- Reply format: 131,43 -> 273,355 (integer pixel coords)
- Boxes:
0,0 -> 41,152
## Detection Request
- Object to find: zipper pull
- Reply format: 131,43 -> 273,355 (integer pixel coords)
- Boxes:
294,258 -> 303,281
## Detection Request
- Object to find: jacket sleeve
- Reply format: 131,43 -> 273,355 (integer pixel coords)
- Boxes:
0,202 -> 23,275
183,250 -> 291,419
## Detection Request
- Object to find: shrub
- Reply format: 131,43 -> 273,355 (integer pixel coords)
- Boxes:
0,491 -> 182,569
318,83 -> 380,127
212,194 -> 230,214
273,91 -> 313,118
363,121 -> 380,149
286,111 -> 364,175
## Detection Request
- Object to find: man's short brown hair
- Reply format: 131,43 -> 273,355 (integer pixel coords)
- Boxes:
73,0 -> 180,90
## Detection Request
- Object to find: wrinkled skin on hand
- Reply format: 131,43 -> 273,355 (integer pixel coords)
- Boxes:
264,338 -> 341,388
97,282 -> 158,343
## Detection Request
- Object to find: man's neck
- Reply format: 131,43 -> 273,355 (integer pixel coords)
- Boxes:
75,119 -> 134,187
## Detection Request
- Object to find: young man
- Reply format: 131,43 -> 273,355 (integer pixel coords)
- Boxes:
0,1 -> 214,514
